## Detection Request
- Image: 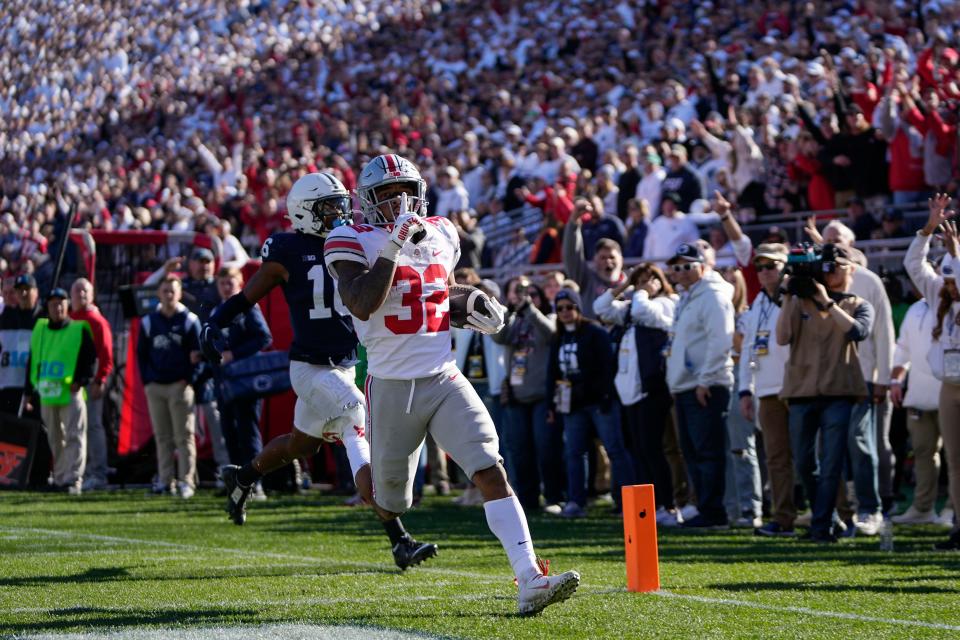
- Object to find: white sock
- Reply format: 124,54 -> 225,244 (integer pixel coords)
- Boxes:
484,495 -> 539,582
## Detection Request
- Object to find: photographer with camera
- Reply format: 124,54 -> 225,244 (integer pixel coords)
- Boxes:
777,244 -> 874,543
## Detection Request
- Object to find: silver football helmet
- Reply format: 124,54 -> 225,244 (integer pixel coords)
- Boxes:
285,172 -> 352,237
357,154 -> 427,225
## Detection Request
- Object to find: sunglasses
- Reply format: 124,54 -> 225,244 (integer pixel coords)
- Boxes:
754,263 -> 781,272
555,304 -> 577,312
669,263 -> 698,273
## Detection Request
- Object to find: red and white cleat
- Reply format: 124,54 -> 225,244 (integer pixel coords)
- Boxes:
516,558 -> 580,616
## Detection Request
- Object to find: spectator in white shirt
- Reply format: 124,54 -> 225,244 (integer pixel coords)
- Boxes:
890,295 -> 947,525
642,193 -> 699,264
634,151 -> 666,218
433,166 -> 471,218
738,243 -> 796,537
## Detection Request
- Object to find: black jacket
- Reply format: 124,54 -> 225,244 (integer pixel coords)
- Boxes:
547,321 -> 616,413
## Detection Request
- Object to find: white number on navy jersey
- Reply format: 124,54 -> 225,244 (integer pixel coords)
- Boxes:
308,264 -> 348,319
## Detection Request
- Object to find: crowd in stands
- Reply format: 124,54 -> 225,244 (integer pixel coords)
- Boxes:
2,1 -> 960,546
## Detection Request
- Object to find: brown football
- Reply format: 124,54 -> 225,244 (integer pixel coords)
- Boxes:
449,284 -> 489,328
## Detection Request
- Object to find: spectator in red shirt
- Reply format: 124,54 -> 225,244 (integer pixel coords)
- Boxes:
69,278 -> 114,491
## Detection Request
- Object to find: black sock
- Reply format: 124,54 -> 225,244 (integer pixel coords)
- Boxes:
382,518 -> 408,546
237,463 -> 261,488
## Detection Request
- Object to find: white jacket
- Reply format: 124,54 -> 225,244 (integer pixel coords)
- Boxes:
594,288 -> 677,405
738,289 -> 790,398
893,299 -> 942,411
666,274 -> 735,393
904,232 -> 960,382
850,266 -> 895,384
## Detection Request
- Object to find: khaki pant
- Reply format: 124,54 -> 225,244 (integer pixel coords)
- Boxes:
664,407 -> 692,507
906,410 -> 941,513
940,383 -> 960,525
145,381 -> 196,489
42,391 -> 87,489
759,396 -> 796,527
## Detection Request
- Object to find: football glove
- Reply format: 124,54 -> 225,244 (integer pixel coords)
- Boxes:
382,194 -> 425,262
465,292 -> 506,335
200,322 -> 227,365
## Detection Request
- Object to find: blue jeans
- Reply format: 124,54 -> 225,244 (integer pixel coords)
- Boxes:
675,387 -> 730,523
563,403 -> 636,508
849,384 -> 880,516
789,398 -> 854,534
725,370 -> 762,519
503,399 -> 565,509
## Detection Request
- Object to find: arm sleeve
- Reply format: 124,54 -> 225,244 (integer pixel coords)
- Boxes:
97,316 -> 114,382
701,128 -> 732,159
323,228 -> 369,278
524,305 -> 558,341
184,313 -> 202,352
562,221 -> 589,288
490,310 -> 517,345
776,296 -> 796,345
592,289 -> 630,325
197,143 -> 223,177
869,277 -> 896,381
143,266 -> 167,287
878,96 -> 898,141
904,232 -> 944,305
630,291 -> 675,330
847,299 -> 874,343
731,235 -> 753,267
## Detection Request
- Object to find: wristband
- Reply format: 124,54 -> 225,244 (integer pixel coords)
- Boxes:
379,240 -> 402,263
889,379 -> 903,386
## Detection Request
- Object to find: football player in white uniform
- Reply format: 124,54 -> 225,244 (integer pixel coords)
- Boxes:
203,172 -> 436,570
325,154 -> 580,615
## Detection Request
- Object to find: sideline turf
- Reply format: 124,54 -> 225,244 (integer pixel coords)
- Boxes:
0,490 -> 958,639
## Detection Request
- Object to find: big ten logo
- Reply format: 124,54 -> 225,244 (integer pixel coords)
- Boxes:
0,351 -> 29,368
0,442 -> 28,485
38,361 -> 65,378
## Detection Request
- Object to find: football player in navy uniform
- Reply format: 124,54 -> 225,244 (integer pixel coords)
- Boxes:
201,172 -> 436,570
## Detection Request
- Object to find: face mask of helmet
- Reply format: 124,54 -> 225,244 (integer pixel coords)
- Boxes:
307,195 -> 352,236
357,155 -> 428,225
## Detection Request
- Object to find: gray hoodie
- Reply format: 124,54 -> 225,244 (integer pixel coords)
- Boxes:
666,273 -> 735,393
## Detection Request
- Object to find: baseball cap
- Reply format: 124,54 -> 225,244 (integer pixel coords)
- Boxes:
941,255 -> 957,280
753,243 -> 789,263
554,288 -> 582,310
47,287 -> 68,302
191,247 -> 215,262
668,243 -> 706,264
14,274 -> 37,289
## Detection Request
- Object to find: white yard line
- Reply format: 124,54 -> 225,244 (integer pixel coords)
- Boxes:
2,526 -> 958,632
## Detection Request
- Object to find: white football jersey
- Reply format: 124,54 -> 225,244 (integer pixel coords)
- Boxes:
324,217 -> 461,380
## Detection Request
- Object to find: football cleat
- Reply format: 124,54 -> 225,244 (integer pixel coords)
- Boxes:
392,536 -> 438,570
221,465 -> 251,526
517,557 -> 580,616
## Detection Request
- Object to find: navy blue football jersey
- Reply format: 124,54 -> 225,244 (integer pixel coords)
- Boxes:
261,232 -> 358,365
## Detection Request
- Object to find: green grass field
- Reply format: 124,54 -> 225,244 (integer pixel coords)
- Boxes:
1,490 -> 958,639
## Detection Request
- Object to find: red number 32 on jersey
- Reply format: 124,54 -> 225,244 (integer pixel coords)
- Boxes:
384,263 -> 449,335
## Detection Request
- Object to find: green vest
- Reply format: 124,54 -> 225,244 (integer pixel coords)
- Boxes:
29,319 -> 89,406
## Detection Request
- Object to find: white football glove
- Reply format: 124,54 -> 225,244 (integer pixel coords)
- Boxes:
464,290 -> 506,335
381,193 -> 425,262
